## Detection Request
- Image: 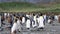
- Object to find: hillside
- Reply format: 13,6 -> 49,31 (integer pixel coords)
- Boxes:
0,2 -> 60,13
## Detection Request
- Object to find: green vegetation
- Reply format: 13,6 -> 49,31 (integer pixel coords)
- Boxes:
0,2 -> 60,12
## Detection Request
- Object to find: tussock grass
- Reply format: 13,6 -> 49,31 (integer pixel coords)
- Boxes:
0,2 -> 60,12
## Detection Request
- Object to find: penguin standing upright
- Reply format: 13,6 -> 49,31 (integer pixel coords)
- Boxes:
43,14 -> 46,25
32,14 -> 37,28
38,13 -> 44,29
11,19 -> 18,34
22,17 -> 25,24
4,13 -> 7,19
11,17 -> 22,34
54,15 -> 58,21
17,18 -> 21,32
26,14 -> 31,29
